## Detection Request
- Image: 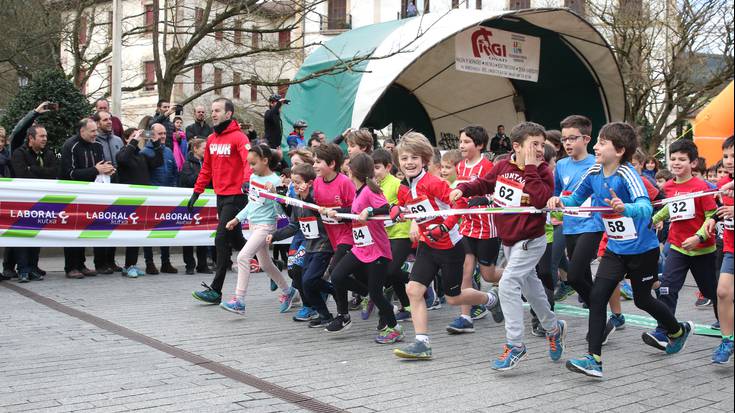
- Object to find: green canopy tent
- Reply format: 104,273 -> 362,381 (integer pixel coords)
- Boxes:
282,8 -> 626,148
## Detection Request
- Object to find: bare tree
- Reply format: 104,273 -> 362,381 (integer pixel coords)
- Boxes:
589,0 -> 734,154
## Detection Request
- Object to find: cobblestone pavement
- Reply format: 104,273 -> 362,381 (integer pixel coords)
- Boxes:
1,251 -> 732,412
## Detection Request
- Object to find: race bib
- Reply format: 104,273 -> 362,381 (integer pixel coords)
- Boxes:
298,216 -> 319,239
602,214 -> 637,240
248,181 -> 267,205
561,191 -> 592,217
406,196 -> 435,223
352,223 -> 374,247
494,177 -> 524,207
669,197 -> 695,222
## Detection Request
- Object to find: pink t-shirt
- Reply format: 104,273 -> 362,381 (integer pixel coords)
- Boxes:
313,173 -> 355,248
351,186 -> 392,263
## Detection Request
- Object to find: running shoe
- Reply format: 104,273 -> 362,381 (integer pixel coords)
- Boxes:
695,291 -> 712,308
712,338 -> 734,364
471,305 -> 489,320
293,306 -> 318,322
547,320 -> 567,361
619,281 -> 633,300
348,295 -> 362,311
220,297 -> 246,315
325,314 -> 351,333
446,316 -> 475,334
531,317 -> 546,337
279,287 -> 299,313
425,285 -> 438,310
566,354 -> 603,378
394,339 -> 432,360
249,258 -> 260,273
666,321 -> 694,354
18,273 -> 29,283
192,282 -> 222,304
712,321 -> 721,330
308,316 -> 333,328
488,287 -> 504,323
270,279 -> 278,292
123,266 -> 139,278
553,283 -> 575,302
642,329 -> 669,351
376,324 -> 405,344
602,313 -> 626,346
491,344 -> 527,371
360,297 -> 375,320
395,309 -> 412,322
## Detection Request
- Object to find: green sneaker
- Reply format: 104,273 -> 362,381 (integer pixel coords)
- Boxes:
394,339 -> 432,360
192,282 -> 222,304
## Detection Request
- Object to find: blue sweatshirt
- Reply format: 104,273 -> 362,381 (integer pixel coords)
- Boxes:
554,154 -> 603,234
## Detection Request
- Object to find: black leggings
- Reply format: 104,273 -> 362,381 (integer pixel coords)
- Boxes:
565,232 -> 603,306
535,242 -> 556,308
330,252 -> 397,328
386,238 -> 412,308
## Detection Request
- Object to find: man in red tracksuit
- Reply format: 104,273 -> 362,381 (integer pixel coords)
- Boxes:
188,98 -> 252,304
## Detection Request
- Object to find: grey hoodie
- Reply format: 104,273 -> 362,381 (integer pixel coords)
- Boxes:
96,131 -> 124,167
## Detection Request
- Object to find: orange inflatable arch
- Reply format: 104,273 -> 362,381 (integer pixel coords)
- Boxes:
694,81 -> 734,167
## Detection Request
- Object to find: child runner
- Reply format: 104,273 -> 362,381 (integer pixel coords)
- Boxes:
646,139 -> 718,347
557,122 -> 694,378
220,144 -> 299,315
440,150 -> 462,186
706,136 -> 734,363
373,149 -> 414,322
267,163 -> 336,327
447,125 -> 503,335
324,153 -> 404,343
391,132 -> 500,360
451,122 -> 567,371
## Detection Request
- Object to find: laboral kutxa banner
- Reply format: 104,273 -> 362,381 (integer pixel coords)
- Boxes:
454,26 -> 541,82
0,178 -> 290,247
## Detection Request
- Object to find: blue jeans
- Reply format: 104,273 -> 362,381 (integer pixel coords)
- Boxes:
16,247 -> 40,274
302,252 -> 334,318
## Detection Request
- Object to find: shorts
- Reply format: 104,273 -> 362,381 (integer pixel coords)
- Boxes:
721,252 -> 734,275
409,242 -> 465,297
595,247 -> 659,283
462,236 -> 500,266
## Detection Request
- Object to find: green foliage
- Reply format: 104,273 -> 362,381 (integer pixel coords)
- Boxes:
0,70 -> 91,151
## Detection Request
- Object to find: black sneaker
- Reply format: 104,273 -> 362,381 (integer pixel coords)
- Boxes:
531,317 -> 546,337
160,262 -> 178,274
325,314 -> 351,333
96,266 -> 114,275
348,296 -> 362,311
111,263 -> 123,272
197,266 -> 213,274
18,273 -> 30,283
3,269 -> 18,279
185,267 -> 195,275
29,271 -> 44,281
35,267 -> 47,276
309,315 -> 333,328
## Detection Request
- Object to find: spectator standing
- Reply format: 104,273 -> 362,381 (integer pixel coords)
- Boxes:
149,99 -> 176,148
94,98 -> 124,138
0,127 -> 10,177
141,123 -> 180,274
172,116 -> 188,172
116,127 -> 163,277
60,118 -> 115,279
240,121 -> 259,144
9,101 -> 52,152
287,120 -> 308,149
490,124 -> 511,155
179,138 -> 212,275
10,124 -> 58,282
264,94 -> 287,150
185,105 -> 213,141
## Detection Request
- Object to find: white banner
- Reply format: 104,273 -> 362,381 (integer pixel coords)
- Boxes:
455,26 -> 541,82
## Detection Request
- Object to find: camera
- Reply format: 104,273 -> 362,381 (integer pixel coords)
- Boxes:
275,186 -> 288,196
45,103 -> 59,111
174,104 -> 183,115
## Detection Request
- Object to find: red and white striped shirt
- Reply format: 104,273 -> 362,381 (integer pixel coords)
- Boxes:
456,157 -> 497,239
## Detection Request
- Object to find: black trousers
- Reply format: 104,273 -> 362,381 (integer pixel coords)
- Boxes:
183,246 -> 208,270
64,247 -> 86,272
124,247 -> 140,267
386,238 -> 412,308
2,247 -> 17,271
210,194 -> 247,293
93,247 -> 117,269
565,232 -> 603,306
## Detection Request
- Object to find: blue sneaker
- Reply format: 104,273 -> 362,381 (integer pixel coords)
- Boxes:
446,316 -> 475,334
395,309 -> 412,322
546,320 -> 567,361
666,321 -> 694,354
712,320 -> 721,330
270,279 -> 278,292
642,329 -> 669,351
619,281 -> 633,300
220,297 -> 246,315
192,282 -> 222,304
553,283 -> 575,302
470,305 -> 489,320
602,313 -> 626,345
491,344 -> 527,371
394,339 -> 432,360
566,354 -> 603,378
712,338 -> 734,364
279,287 -> 299,313
123,267 -> 139,278
425,285 -> 438,310
293,306 -> 318,322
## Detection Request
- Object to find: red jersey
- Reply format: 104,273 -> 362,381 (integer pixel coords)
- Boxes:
313,173 -> 355,248
458,158 -> 553,246
662,177 -> 717,250
396,169 -> 462,250
194,120 -> 252,195
718,175 -> 734,254
456,157 -> 497,239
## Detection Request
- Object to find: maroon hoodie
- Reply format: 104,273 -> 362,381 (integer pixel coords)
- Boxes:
457,157 -> 553,246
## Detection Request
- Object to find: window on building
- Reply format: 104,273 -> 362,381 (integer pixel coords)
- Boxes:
452,0 -> 459,8
250,77 -> 258,102
232,72 -> 241,99
214,15 -> 223,41
508,0 -> 530,9
424,0 -> 430,13
277,80 -> 289,98
214,67 -> 222,94
234,20 -> 242,45
564,0 -> 585,15
327,0 -> 347,30
195,7 -> 204,28
476,0 -> 483,9
194,65 -> 202,92
252,26 -> 260,49
144,61 -> 156,91
145,4 -> 154,32
278,30 -> 291,48
78,14 -> 87,45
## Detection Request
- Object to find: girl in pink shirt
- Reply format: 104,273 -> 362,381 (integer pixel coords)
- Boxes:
323,153 -> 403,344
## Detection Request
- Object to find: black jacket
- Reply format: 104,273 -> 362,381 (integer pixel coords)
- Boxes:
263,102 -> 283,149
59,135 -> 105,181
490,134 -> 511,155
9,110 -> 41,152
10,144 -> 58,179
150,112 -> 175,148
0,147 -> 10,177
115,139 -> 163,185
185,121 -> 213,141
178,151 -> 203,188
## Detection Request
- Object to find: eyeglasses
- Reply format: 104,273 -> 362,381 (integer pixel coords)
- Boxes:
561,135 -> 587,143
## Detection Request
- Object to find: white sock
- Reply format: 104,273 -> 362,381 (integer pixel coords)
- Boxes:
415,334 -> 430,344
486,291 -> 497,307
460,314 -> 473,322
